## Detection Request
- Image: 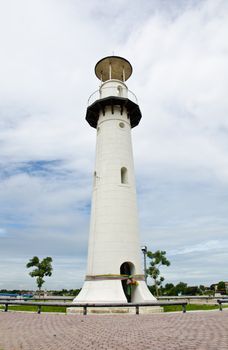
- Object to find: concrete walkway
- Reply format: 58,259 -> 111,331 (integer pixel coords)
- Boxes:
0,311 -> 228,349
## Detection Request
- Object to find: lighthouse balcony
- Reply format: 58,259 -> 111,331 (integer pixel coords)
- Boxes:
88,83 -> 138,106
86,85 -> 142,129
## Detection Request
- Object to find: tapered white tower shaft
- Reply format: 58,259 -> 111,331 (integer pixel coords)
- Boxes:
74,56 -> 155,303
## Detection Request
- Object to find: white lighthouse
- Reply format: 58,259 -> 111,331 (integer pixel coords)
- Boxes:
74,56 -> 156,306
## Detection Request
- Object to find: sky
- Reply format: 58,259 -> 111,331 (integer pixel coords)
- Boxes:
0,0 -> 227,291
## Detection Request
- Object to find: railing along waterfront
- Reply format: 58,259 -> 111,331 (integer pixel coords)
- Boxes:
1,296 -> 227,313
0,296 -> 73,301
1,295 -> 227,303
217,299 -> 228,311
0,300 -> 187,315
158,295 -> 228,304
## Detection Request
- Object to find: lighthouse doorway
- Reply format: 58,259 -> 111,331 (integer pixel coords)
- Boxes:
120,262 -> 134,302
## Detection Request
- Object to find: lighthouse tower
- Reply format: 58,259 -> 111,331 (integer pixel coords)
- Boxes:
74,56 -> 156,305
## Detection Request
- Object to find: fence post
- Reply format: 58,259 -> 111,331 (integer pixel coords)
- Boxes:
4,303 -> 8,312
83,306 -> 87,315
37,305 -> 41,314
182,304 -> 186,313
136,305 -> 139,315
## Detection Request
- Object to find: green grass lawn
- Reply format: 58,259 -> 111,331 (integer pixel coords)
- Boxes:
0,305 -> 66,313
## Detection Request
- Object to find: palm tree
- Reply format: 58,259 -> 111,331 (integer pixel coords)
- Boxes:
26,256 -> 53,297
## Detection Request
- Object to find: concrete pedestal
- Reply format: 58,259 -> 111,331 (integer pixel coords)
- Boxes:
67,306 -> 162,315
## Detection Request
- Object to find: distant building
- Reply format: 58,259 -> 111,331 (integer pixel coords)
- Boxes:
211,282 -> 228,294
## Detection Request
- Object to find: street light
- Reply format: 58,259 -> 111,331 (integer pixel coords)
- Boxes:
141,245 -> 147,284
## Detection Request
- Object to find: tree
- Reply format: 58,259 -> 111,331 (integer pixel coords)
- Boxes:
163,283 -> 175,296
185,286 -> 200,296
199,285 -> 206,295
26,256 -> 53,297
146,250 -> 170,297
217,281 -> 226,295
174,282 -> 188,296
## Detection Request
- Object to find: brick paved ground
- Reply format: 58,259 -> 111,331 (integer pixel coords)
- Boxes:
0,311 -> 228,350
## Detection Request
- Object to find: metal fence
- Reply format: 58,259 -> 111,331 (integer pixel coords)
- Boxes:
87,87 -> 138,106
1,296 -> 227,313
0,300 -> 187,315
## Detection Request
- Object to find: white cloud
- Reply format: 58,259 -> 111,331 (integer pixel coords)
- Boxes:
170,240 -> 228,255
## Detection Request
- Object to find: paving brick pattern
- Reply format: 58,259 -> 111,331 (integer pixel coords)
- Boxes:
0,311 -> 228,350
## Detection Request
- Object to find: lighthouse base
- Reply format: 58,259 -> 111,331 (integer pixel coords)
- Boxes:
68,278 -> 160,314
72,280 -> 156,304
67,306 -> 162,315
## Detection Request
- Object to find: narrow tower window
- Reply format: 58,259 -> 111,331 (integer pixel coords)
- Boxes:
121,167 -> 128,184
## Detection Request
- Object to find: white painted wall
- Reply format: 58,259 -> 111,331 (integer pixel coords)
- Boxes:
87,105 -> 141,275
99,79 -> 128,99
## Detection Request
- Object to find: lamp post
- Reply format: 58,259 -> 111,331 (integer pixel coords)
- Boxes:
141,246 -> 147,284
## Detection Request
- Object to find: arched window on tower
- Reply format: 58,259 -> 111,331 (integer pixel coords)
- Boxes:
121,167 -> 128,184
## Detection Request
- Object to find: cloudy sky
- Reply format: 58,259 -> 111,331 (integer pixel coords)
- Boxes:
0,0 -> 227,291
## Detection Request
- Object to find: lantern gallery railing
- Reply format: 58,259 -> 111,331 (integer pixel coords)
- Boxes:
88,86 -> 138,106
